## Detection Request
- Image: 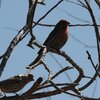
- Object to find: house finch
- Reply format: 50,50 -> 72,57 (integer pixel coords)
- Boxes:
0,74 -> 34,93
27,19 -> 70,67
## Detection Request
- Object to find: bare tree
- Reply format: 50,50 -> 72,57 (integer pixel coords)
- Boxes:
0,0 -> 99,100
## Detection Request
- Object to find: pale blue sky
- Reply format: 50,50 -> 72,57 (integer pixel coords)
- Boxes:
0,0 -> 100,100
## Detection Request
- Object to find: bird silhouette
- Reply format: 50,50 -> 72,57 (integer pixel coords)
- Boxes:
27,19 -> 70,69
0,74 -> 34,93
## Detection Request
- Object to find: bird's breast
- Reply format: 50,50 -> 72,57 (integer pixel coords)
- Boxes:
47,31 -> 68,50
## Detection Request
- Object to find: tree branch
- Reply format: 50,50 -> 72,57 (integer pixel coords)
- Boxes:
85,0 -> 100,70
49,49 -> 84,83
0,0 -> 38,77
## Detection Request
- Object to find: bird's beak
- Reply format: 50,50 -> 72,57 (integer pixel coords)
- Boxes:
67,21 -> 70,25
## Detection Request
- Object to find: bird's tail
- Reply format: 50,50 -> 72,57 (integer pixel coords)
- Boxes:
29,54 -> 41,67
28,48 -> 44,67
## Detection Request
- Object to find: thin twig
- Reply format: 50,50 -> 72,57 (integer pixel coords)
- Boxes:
26,46 -> 47,70
77,0 -> 88,9
19,0 -> 64,42
49,50 -> 84,83
48,80 -> 81,97
0,0 -> 64,77
31,0 -> 64,29
51,66 -> 73,80
29,83 -> 82,99
37,82 -> 78,91
64,0 -> 86,8
85,0 -> 100,72
19,77 -> 43,100
29,80 -> 99,100
57,7 -> 91,23
0,0 -> 38,76
49,53 -> 72,82
86,50 -> 100,77
79,65 -> 98,91
33,21 -> 100,27
41,66 -> 73,86
95,0 -> 100,8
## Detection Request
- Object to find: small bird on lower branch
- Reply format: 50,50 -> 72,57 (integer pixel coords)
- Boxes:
0,74 -> 34,94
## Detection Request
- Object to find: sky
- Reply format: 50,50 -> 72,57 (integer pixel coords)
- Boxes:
0,0 -> 100,100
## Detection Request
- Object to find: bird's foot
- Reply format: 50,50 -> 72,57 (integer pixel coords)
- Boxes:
48,71 -> 53,81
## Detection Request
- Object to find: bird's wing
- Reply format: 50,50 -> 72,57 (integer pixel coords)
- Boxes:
43,27 -> 58,45
38,27 -> 59,54
0,78 -> 20,87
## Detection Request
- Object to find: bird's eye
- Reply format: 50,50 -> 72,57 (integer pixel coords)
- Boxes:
61,25 -> 66,29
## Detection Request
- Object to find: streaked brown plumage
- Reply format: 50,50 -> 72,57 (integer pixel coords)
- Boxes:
0,74 -> 34,93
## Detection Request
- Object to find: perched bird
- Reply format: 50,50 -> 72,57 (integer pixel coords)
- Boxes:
39,19 -> 70,53
0,74 -> 34,93
27,19 -> 70,67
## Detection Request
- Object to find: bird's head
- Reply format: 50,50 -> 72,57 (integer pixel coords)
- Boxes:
16,74 -> 34,81
27,74 -> 34,81
58,19 -> 70,25
56,19 -> 70,28
56,19 -> 70,32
